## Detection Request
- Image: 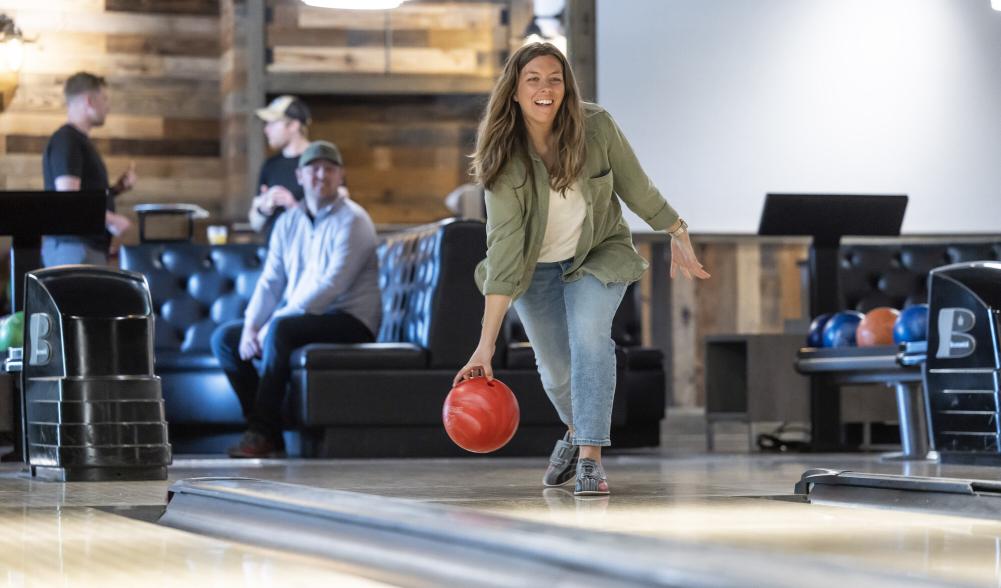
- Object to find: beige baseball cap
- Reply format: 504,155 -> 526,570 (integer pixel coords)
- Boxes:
255,95 -> 311,125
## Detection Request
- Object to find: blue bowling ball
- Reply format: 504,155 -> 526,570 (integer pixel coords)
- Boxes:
806,313 -> 833,348
822,310 -> 865,348
893,303 -> 928,344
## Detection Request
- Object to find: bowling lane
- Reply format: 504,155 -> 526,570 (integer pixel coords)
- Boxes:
463,456 -> 1001,587
5,453 -> 1001,586
0,506 -> 395,587
474,491 -> 1001,587
163,453 -> 1001,587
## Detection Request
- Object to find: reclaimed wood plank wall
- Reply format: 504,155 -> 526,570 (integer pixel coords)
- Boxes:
220,0 -> 264,220
659,240 -> 809,407
262,0 -> 526,225
267,0 -> 509,78
0,0 -> 223,222
308,95 -> 484,224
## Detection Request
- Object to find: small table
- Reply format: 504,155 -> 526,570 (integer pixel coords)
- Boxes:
134,204 -> 210,243
705,334 -> 810,451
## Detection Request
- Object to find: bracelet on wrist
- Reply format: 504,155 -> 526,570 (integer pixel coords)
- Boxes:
668,218 -> 689,238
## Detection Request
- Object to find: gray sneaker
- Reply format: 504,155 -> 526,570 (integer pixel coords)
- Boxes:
574,458 -> 610,496
542,431 -> 578,487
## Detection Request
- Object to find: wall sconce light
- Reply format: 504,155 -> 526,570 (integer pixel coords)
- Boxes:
524,18 -> 545,44
301,0 -> 408,9
0,14 -> 23,111
992,0 -> 1001,11
0,14 -> 23,72
522,12 -> 567,55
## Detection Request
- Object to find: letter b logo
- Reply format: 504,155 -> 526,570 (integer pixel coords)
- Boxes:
28,313 -> 52,366
935,308 -> 976,359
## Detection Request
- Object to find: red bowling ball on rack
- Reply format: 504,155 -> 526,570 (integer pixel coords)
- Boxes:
855,306 -> 900,347
443,377 -> 520,453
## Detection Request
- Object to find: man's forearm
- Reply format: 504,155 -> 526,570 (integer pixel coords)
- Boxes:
249,204 -> 269,232
54,175 -> 81,191
243,261 -> 288,330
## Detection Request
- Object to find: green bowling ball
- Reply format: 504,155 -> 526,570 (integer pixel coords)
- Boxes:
0,315 -> 8,352
0,311 -> 24,351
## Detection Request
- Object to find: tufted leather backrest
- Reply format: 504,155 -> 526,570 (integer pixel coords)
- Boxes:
125,219 -> 488,367
121,244 -> 266,352
839,241 -> 1001,312
376,219 -> 487,368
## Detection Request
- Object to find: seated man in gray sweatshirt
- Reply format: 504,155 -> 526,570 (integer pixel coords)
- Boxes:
211,140 -> 382,458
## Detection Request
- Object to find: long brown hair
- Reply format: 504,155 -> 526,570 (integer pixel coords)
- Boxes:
471,43 -> 586,193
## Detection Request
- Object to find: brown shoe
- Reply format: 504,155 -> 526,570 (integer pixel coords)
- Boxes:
227,430 -> 285,458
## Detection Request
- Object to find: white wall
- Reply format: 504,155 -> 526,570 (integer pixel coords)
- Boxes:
597,0 -> 1001,233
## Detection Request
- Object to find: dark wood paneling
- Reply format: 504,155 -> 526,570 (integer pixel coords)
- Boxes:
566,0 -> 596,102
266,72 -> 495,95
6,135 -> 219,158
105,33 -> 221,57
267,28 -> 433,49
308,95 -> 480,225
105,0 -> 220,16
266,0 -> 508,80
12,77 -> 221,120
163,119 -> 222,141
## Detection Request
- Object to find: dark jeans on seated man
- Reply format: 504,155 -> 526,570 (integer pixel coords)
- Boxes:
210,311 -> 374,449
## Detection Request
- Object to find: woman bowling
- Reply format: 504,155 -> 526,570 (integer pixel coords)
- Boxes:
453,42 -> 709,496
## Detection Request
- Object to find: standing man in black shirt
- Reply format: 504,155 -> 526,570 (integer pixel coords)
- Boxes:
249,95 -> 312,241
42,71 -> 136,266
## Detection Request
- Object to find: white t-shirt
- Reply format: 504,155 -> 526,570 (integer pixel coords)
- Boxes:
538,182 -> 586,263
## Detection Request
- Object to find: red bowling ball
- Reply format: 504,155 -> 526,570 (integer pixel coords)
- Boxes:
856,306 -> 900,347
442,377 -> 520,453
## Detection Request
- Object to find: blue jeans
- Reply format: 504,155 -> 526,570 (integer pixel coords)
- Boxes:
210,312 -> 374,439
514,260 -> 627,447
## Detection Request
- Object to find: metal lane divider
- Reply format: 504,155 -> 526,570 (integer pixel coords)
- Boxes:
797,468 -> 1001,520
159,477 -> 963,588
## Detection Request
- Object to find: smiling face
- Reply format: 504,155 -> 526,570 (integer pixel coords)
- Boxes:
514,54 -> 565,131
296,158 -> 343,204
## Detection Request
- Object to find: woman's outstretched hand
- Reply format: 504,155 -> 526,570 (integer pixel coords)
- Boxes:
453,345 -> 495,387
670,230 -> 710,280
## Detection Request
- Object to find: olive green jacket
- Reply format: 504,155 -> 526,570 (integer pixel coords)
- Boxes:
474,103 -> 679,300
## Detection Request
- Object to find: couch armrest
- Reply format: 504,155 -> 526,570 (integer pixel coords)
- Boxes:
154,350 -> 220,371
292,343 -> 428,370
621,347 -> 664,370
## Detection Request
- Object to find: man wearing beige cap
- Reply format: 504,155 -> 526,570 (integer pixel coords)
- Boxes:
212,140 -> 381,458
249,95 -> 312,241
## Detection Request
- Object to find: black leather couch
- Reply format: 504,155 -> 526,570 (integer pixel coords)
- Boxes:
121,243 -> 265,452
122,219 -> 665,456
838,240 -> 1001,311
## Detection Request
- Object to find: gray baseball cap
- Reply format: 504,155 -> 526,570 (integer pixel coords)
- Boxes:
298,140 -> 344,167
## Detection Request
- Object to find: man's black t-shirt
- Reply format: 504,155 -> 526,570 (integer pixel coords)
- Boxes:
257,153 -> 304,240
42,124 -> 114,250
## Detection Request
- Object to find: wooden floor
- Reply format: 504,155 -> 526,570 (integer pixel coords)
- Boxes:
0,505 -> 392,587
0,448 -> 998,586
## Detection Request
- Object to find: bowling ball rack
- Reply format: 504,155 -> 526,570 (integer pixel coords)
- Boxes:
795,342 -> 928,459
